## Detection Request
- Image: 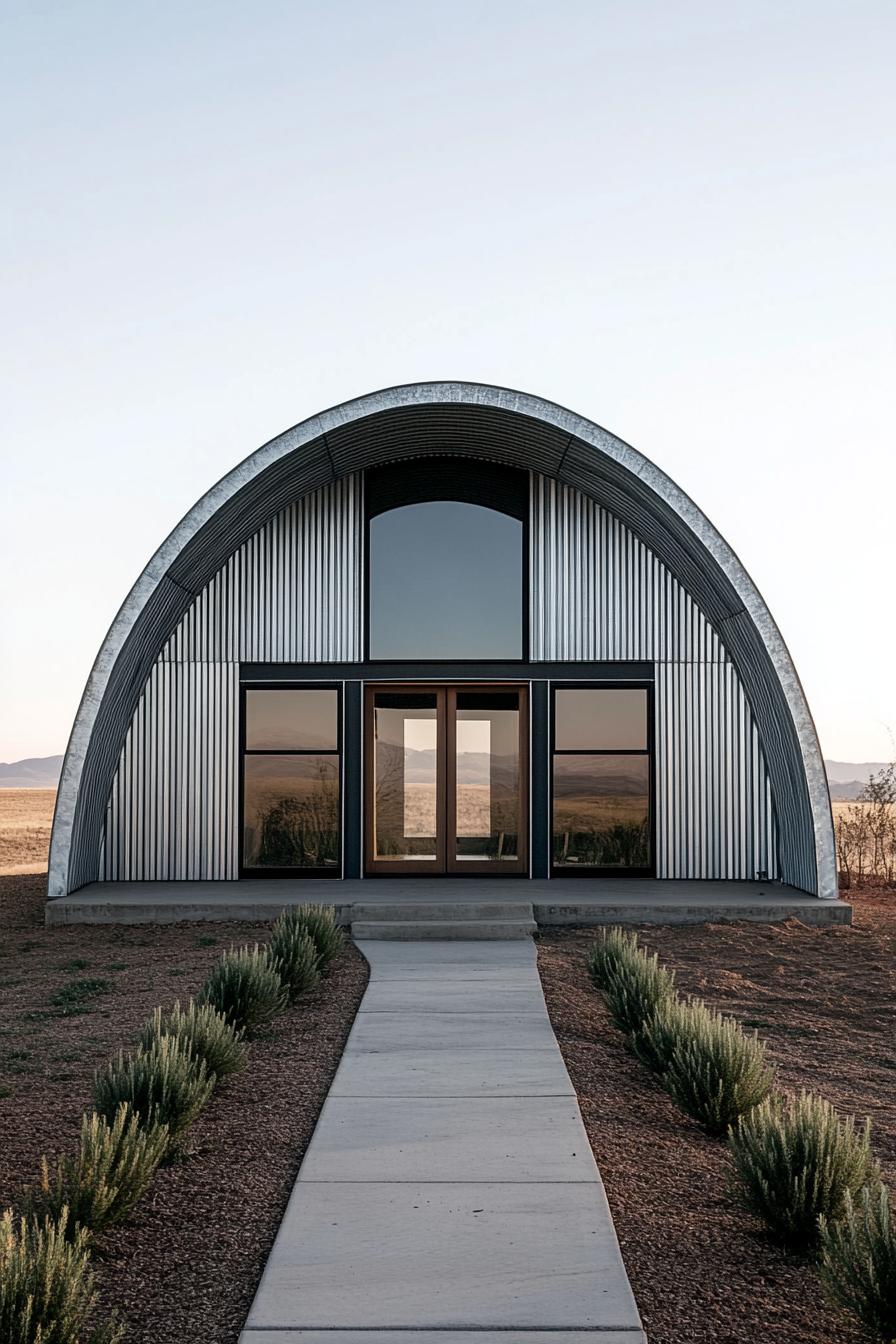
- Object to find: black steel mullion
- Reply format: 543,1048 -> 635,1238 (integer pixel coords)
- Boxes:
531,681 -> 549,878
343,682 -> 362,879
242,661 -> 656,682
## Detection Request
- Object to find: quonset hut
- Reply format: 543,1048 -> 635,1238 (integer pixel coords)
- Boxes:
47,383 -> 839,923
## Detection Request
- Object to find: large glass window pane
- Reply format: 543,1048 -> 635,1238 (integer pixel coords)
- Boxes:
245,689 -> 338,751
369,502 -> 523,659
373,694 -> 439,860
553,754 -> 649,867
454,692 -> 520,862
243,754 -> 340,868
554,688 -> 648,751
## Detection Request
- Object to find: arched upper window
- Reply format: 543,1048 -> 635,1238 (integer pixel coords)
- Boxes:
366,459 -> 527,661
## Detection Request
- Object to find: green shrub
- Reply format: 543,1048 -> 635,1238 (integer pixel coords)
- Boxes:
730,1092 -> 877,1249
659,1002 -> 773,1134
25,1105 -> 168,1239
586,928 -> 675,1036
198,944 -> 287,1036
267,923 -> 320,1002
0,1207 -> 123,1343
275,903 -> 344,970
820,1182 -> 896,1340
633,994 -> 708,1075
586,926 -> 638,989
140,1000 -> 247,1080
93,1036 -> 214,1142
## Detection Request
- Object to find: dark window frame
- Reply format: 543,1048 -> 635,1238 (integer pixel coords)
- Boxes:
549,681 -> 656,878
363,461 -> 530,664
237,664 -> 657,883
239,681 -> 343,879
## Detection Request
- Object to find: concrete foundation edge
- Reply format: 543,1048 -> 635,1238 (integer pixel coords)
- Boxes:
45,897 -> 853,927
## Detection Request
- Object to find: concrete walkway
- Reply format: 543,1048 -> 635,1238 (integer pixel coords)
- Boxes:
239,940 -> 646,1343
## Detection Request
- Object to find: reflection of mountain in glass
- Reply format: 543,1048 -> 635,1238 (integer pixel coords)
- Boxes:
398,747 -> 519,788
374,743 -> 519,853
553,761 -> 648,798
553,755 -> 649,868
244,689 -> 339,751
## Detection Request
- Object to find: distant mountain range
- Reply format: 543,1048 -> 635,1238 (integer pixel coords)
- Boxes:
380,745 -> 519,789
0,752 -> 889,800
0,755 -> 63,788
825,761 -> 891,800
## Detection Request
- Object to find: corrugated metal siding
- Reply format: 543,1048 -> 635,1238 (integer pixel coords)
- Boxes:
100,662 -> 239,880
100,469 -> 778,885
99,477 -> 362,880
531,475 -> 778,881
654,663 -> 776,880
163,476 -> 362,663
530,475 -> 726,663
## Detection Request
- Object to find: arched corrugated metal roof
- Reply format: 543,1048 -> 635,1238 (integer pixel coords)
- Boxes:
48,382 -> 836,899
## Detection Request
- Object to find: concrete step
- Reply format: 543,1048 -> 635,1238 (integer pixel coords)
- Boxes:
350,901 -> 535,921
352,917 -> 537,941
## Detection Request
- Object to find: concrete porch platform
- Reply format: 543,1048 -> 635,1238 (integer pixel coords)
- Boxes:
46,878 -> 852,926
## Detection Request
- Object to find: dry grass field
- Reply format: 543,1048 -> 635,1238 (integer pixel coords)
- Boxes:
553,793 -> 648,830
0,787 -> 55,874
831,798 -> 896,823
1,791 -> 871,873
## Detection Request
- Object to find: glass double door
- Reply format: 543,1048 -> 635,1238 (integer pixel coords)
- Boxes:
365,685 -> 528,875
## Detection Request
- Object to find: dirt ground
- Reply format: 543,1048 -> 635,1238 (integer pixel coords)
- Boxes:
0,873 -> 368,1343
0,788 -> 55,873
537,890 -> 895,1344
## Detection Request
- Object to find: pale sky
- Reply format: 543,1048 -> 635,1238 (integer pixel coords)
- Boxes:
1,1 -> 893,764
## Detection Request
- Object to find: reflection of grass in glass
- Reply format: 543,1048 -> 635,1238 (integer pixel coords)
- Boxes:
375,777 -> 521,859
456,831 -> 519,859
257,765 -> 339,868
554,817 -> 649,867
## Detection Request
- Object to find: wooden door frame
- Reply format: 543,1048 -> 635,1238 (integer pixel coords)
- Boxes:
445,685 -> 528,875
363,684 -> 447,875
364,681 -> 529,877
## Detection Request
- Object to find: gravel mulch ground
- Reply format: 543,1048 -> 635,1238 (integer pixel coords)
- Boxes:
537,888 -> 896,1344
0,873 -> 368,1343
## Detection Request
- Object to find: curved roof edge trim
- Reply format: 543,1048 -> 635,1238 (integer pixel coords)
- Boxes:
47,381 -> 837,900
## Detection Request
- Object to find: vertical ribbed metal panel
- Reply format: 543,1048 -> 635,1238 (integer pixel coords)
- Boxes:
531,474 -> 778,882
530,475 -> 726,662
99,661 -> 239,880
161,475 -> 362,663
653,663 -> 776,880
99,477 -> 362,880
